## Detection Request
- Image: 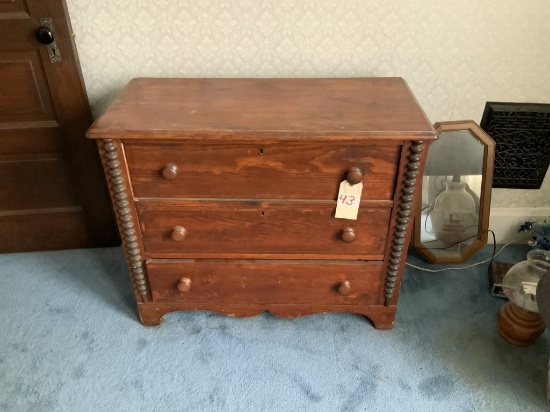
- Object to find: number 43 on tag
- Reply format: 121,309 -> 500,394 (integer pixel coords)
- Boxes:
335,180 -> 362,220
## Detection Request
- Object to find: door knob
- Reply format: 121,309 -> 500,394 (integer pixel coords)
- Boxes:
36,26 -> 55,45
341,227 -> 356,243
337,281 -> 351,296
170,226 -> 187,242
346,167 -> 363,185
162,164 -> 178,180
177,277 -> 192,293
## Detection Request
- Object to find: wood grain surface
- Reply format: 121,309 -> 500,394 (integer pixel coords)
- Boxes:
87,78 -> 436,140
89,77 -> 436,330
137,301 -> 398,330
125,141 -> 400,201
0,0 -> 118,252
147,259 -> 384,306
137,200 -> 390,259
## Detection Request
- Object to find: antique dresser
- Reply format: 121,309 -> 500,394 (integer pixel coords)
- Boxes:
87,78 -> 436,329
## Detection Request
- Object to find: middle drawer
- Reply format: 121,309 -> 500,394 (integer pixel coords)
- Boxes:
136,200 -> 391,260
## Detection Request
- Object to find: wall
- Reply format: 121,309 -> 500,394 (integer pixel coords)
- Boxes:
66,0 -> 550,238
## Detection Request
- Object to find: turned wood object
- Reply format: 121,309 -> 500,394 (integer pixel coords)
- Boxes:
162,164 -> 178,180
338,281 -> 352,296
341,227 -> 356,243
497,301 -> 546,347
170,226 -> 187,242
346,167 -> 363,185
177,277 -> 192,293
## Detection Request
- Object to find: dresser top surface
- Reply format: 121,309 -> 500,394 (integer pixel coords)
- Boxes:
87,78 -> 436,140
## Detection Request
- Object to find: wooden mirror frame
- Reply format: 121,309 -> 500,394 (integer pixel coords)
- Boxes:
413,120 -> 495,264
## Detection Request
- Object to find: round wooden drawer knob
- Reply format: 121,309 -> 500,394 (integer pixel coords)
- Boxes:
346,167 -> 363,185
338,281 -> 351,296
341,227 -> 356,243
162,164 -> 178,180
177,277 -> 192,293
170,226 -> 187,242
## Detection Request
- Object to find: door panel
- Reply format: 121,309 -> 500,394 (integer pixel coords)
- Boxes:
0,124 -> 62,155
0,157 -> 79,211
0,0 -> 30,17
0,211 -> 89,252
0,51 -> 55,121
0,0 -> 118,252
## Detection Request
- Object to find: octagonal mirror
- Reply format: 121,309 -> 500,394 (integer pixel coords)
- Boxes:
413,120 -> 495,263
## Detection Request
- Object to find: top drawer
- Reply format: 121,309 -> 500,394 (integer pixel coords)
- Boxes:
124,141 -> 400,201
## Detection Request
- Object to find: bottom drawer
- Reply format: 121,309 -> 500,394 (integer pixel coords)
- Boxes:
147,259 -> 384,306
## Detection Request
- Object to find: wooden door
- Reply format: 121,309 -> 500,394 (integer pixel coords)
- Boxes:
0,0 -> 118,252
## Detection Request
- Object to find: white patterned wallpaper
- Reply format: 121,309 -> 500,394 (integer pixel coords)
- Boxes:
66,0 -> 550,208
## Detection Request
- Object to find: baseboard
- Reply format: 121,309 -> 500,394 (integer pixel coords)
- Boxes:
489,207 -> 550,244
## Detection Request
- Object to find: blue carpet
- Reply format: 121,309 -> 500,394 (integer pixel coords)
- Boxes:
0,245 -> 548,412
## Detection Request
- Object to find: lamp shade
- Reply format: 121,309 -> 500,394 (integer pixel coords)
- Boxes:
424,130 -> 485,176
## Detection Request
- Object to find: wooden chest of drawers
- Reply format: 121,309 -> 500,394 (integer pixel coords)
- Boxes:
87,78 -> 436,329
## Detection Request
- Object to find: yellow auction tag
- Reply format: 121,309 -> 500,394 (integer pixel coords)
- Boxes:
335,181 -> 363,220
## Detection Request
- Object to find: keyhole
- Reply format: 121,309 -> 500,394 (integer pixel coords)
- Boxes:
259,147 -> 264,155
260,211 -> 265,217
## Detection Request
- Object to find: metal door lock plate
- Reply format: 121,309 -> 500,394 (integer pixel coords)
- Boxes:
39,18 -> 62,63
